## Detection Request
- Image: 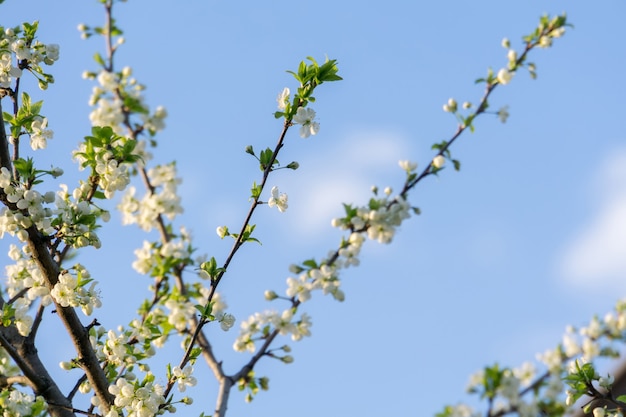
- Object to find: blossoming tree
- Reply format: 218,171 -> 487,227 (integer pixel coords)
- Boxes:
1,1 -> 625,417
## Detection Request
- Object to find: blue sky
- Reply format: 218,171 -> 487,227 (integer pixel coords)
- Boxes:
2,1 -> 626,416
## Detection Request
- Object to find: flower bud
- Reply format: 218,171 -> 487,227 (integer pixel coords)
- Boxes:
216,226 -> 228,239
507,49 -> 517,63
100,210 -> 111,222
264,290 -> 278,301
539,36 -> 552,48
432,155 -> 445,169
443,98 -> 457,113
592,407 -> 606,417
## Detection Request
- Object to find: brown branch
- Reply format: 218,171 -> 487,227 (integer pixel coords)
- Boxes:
0,374 -> 31,389
0,98 -> 12,171
0,327 -> 74,417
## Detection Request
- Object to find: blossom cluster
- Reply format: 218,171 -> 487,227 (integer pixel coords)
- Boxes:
233,309 -> 312,353
73,134 -> 137,200
53,183 -> 108,247
234,164 -> 414,358
0,167 -> 52,238
119,163 -> 183,231
87,67 -> 167,136
275,87 -> 320,138
0,146 -> 111,252
233,264 -> 339,353
0,245 -> 45,334
100,377 -> 165,417
129,223 -> 240,341
439,297 -> 626,417
331,183 -> 412,244
132,230 -> 194,276
0,389 -> 46,417
49,266 -> 102,316
0,23 -> 60,89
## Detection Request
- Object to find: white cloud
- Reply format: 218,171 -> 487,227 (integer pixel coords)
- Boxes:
281,129 -> 411,238
558,149 -> 626,290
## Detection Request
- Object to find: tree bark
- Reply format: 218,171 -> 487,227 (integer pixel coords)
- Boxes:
0,325 -> 75,417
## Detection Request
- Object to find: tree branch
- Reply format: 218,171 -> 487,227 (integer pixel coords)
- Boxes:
0,327 -> 74,417
0,98 -> 12,171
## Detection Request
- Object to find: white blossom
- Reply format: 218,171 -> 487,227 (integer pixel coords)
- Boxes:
267,186 -> 288,212
398,160 -> 417,172
277,87 -> 290,110
497,68 -> 514,85
0,52 -> 22,88
172,365 -> 197,392
292,107 -> 319,138
497,105 -> 510,123
30,117 -> 54,150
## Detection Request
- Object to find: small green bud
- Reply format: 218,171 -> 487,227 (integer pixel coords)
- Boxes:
264,290 -> 278,301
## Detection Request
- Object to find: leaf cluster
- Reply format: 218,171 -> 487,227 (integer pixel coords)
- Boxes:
274,56 -> 342,121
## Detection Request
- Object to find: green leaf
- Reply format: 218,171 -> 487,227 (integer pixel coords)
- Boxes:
199,257 -> 225,280
93,52 -> 105,66
259,148 -> 277,171
431,140 -> 448,151
297,60 -> 307,80
250,181 -> 262,199
317,58 -> 342,82
342,203 -> 357,217
302,259 -> 318,269
286,70 -> 299,82
3,112 -> 16,126
616,395 -> 626,403
13,157 -> 35,179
